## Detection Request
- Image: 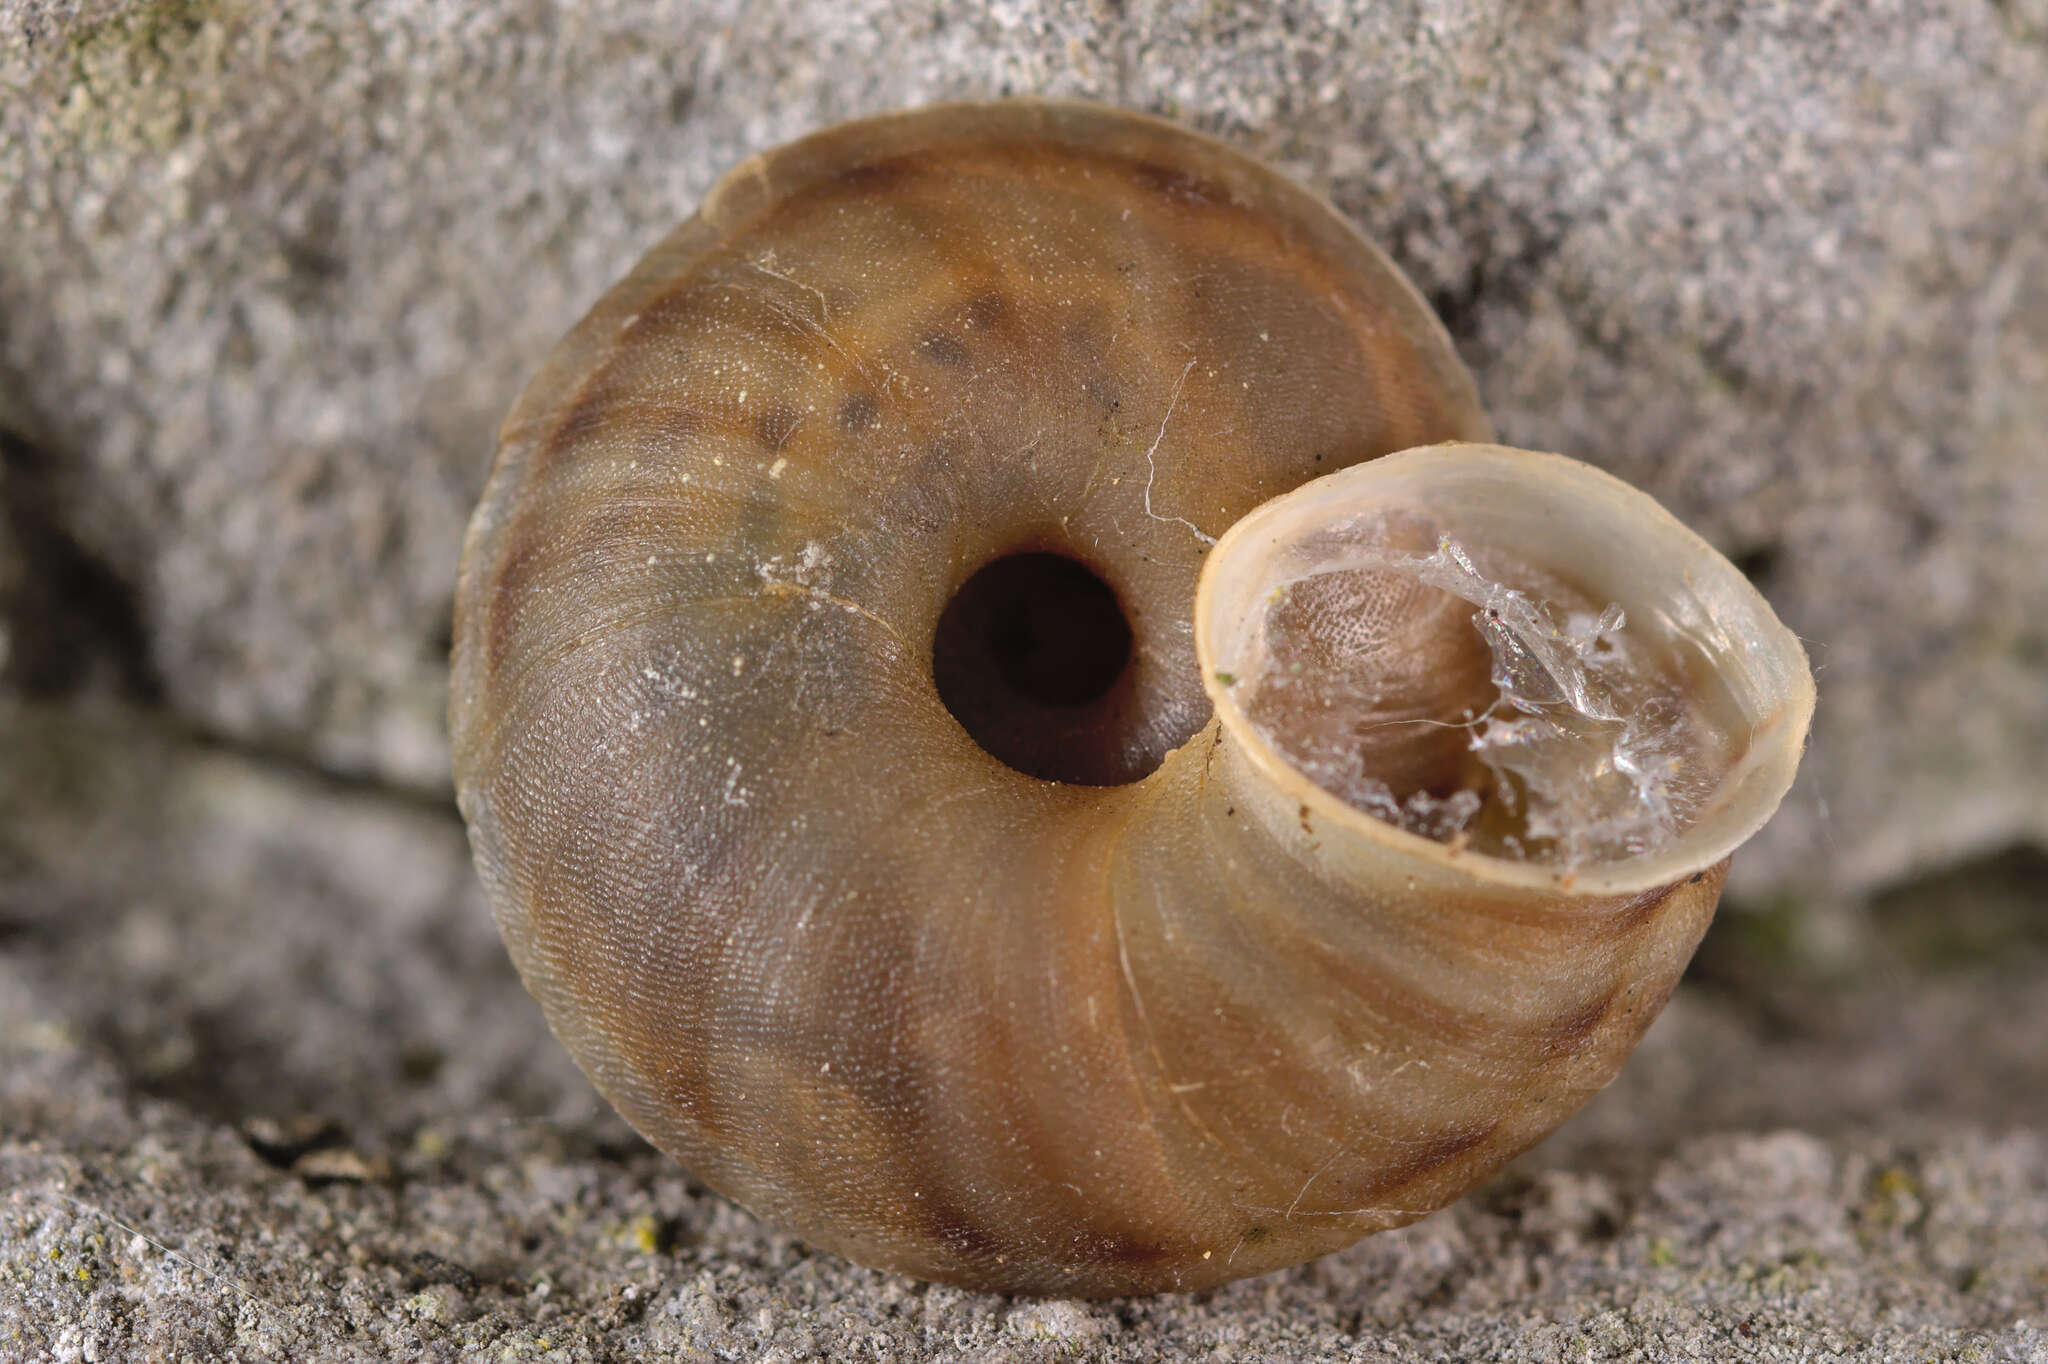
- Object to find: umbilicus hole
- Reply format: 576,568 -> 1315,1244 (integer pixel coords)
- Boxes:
933,552 -> 1146,785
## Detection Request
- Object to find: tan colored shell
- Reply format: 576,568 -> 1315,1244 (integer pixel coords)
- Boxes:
450,100 -> 1813,1297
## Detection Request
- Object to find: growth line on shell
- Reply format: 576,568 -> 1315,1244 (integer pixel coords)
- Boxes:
749,254 -> 831,322
739,258 -> 876,388
1287,1142 -> 1355,1219
1114,877 -> 1231,1157
756,580 -> 916,657
1142,356 -> 1216,546
1233,1198 -> 1436,1220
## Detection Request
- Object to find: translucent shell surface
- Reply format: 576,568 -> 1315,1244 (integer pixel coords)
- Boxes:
450,101 -> 1812,1297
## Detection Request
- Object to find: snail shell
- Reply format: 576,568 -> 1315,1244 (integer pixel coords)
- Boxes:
451,101 -> 1813,1297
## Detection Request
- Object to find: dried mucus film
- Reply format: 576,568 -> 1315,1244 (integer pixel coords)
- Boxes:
1232,525 -> 1727,867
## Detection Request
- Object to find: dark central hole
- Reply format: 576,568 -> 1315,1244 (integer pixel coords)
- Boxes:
971,553 -> 1129,706
932,551 -> 1139,784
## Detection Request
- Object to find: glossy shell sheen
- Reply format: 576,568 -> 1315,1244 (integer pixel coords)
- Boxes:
450,101 -> 1810,1297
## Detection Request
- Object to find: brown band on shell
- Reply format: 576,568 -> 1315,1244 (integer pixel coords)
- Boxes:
450,101 -> 1809,1297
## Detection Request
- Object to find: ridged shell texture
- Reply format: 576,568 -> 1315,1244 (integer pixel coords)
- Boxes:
450,101 -> 1811,1296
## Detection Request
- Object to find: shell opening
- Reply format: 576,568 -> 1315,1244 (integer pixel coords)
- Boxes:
932,550 -> 1146,786
1199,444 -> 1815,876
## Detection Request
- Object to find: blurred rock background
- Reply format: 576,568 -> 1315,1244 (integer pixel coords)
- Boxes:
2,1 -> 2043,1360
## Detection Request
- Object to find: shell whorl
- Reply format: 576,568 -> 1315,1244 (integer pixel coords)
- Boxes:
450,101 -> 1811,1296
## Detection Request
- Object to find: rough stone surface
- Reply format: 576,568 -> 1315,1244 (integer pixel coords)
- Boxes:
3,702 -> 2045,1361
1,0 -> 2044,891
3,0 -> 2046,1360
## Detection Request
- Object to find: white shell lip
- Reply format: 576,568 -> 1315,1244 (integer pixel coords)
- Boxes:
1195,442 -> 1817,898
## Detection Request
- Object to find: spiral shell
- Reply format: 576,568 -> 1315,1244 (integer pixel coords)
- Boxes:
450,100 -> 1813,1296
